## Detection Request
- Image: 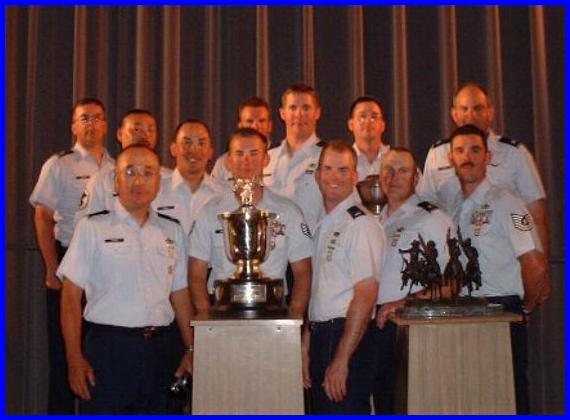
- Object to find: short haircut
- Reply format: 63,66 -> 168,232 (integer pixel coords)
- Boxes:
317,140 -> 357,171
382,146 -> 419,172
348,96 -> 384,118
237,96 -> 271,123
119,109 -> 156,127
280,82 -> 320,108
452,82 -> 491,106
227,127 -> 269,152
115,143 -> 161,167
449,124 -> 488,151
172,118 -> 212,144
71,97 -> 106,121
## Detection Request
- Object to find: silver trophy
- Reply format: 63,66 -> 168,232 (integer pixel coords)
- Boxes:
356,175 -> 385,215
212,178 -> 287,315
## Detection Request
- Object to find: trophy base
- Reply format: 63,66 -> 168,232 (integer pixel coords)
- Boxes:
398,296 -> 504,318
212,276 -> 288,316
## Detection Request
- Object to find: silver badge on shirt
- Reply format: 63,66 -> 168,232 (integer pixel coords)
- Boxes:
471,204 -> 493,236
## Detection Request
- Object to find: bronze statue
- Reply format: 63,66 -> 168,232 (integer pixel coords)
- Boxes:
399,240 -> 423,296
458,227 -> 482,296
443,228 -> 465,298
418,234 -> 443,300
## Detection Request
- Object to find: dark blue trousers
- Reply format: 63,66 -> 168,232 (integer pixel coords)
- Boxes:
79,322 -> 173,414
309,318 -> 378,414
372,319 -> 397,414
46,241 -> 75,414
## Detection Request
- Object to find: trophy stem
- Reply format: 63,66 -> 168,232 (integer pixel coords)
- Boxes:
236,259 -> 260,278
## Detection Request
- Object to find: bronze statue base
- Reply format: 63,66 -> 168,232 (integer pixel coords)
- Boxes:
398,296 -> 504,318
212,276 -> 287,316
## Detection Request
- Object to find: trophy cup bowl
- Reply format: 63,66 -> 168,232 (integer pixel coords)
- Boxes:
220,206 -> 274,278
356,175 -> 385,215
212,180 -> 288,317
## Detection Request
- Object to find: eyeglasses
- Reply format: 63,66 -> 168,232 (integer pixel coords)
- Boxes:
74,114 -> 105,125
356,113 -> 382,123
120,166 -> 159,179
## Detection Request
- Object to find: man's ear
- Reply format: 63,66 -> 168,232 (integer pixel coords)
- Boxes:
488,104 -> 495,123
314,107 -> 322,121
116,127 -> 124,146
449,105 -> 459,126
262,150 -> 270,168
169,142 -> 177,158
347,117 -> 355,133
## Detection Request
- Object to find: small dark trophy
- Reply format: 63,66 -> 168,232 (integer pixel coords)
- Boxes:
356,175 -> 385,216
398,227 -> 502,317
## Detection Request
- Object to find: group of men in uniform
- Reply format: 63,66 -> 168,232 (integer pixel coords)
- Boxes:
30,82 -> 550,414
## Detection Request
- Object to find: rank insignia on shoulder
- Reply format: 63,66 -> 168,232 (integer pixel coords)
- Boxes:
157,213 -> 180,224
305,162 -> 318,174
417,201 -> 438,213
432,138 -> 450,148
104,237 -> 124,243
499,137 -> 521,147
316,140 -> 326,147
300,223 -> 312,238
511,213 -> 533,231
437,165 -> 453,171
88,210 -> 110,218
57,149 -> 74,158
347,206 -> 365,219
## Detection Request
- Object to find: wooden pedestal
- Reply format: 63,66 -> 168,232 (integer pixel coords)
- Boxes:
190,314 -> 304,414
392,312 -> 521,414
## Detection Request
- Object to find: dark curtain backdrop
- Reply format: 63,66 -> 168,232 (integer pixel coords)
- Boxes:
5,5 -> 564,414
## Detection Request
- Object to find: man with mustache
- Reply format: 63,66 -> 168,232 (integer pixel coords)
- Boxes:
75,109 -> 171,222
418,82 -> 549,258
447,124 -> 550,414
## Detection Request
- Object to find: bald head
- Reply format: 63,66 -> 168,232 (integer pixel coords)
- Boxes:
450,83 -> 494,132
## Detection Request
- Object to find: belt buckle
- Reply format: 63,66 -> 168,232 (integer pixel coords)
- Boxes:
143,326 -> 157,339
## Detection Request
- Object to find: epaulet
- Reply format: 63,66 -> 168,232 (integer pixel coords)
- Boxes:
57,149 -> 74,158
157,212 -> 181,225
347,205 -> 365,219
432,138 -> 450,148
498,137 -> 521,147
417,201 -> 438,213
316,140 -> 326,147
87,210 -> 110,218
